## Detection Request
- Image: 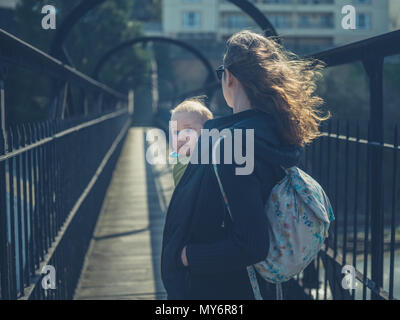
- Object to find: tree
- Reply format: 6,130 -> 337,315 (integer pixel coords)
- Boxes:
5,0 -> 154,124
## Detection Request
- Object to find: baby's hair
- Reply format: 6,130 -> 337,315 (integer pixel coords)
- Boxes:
171,96 -> 213,124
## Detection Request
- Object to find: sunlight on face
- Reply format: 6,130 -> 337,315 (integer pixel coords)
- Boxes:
222,69 -> 234,109
170,112 -> 204,156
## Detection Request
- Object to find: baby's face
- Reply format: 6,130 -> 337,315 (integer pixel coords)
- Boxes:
170,112 -> 204,156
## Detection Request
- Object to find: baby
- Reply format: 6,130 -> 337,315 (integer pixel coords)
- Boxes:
170,97 -> 213,186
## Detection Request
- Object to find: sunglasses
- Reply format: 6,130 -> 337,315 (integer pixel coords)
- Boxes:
216,65 -> 225,81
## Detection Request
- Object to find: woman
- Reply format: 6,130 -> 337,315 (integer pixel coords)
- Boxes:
161,30 -> 330,300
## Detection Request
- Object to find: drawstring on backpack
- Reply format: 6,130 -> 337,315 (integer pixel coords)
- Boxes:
276,283 -> 283,300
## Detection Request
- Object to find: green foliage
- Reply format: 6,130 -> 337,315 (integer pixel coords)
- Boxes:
383,58 -> 400,131
316,59 -> 400,140
6,0 -> 155,124
316,62 -> 370,127
64,0 -> 151,90
384,59 -> 400,88
132,0 -> 161,22
153,43 -> 179,102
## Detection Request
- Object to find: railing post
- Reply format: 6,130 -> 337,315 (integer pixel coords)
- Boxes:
363,55 -> 384,300
0,63 -> 6,143
128,90 -> 134,115
97,92 -> 104,114
49,82 -> 70,120
0,64 -> 9,299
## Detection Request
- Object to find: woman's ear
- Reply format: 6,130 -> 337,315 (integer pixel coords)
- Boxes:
224,69 -> 235,88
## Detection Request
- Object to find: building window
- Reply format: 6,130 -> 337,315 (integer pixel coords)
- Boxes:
298,0 -> 334,4
268,15 -> 291,29
320,14 -> 334,28
299,15 -> 310,28
355,0 -> 371,4
183,0 -> 200,3
298,13 -> 333,28
183,12 -> 201,29
222,14 -> 248,29
356,13 -> 371,29
262,0 -> 292,4
284,37 -> 333,55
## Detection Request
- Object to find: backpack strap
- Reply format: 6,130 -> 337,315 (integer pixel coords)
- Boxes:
212,136 -> 234,224
247,265 -> 283,300
247,265 -> 263,300
280,165 -> 288,174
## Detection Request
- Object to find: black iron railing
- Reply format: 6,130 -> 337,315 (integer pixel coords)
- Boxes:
298,30 -> 400,300
300,120 -> 399,300
0,29 -> 130,299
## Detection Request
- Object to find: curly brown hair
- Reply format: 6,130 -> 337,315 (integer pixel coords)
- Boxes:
223,30 -> 330,147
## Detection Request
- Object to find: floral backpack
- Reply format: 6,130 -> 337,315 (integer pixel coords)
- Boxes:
212,137 -> 335,300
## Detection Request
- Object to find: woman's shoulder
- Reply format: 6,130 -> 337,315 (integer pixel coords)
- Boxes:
230,110 -> 275,128
204,109 -> 274,131
228,110 -> 281,146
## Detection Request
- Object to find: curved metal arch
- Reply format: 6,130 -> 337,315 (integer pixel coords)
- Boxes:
50,0 -> 278,60
92,36 -> 215,85
228,0 -> 278,37
118,65 -> 180,103
50,0 -> 104,58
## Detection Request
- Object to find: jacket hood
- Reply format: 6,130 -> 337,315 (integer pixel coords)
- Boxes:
203,108 -> 304,169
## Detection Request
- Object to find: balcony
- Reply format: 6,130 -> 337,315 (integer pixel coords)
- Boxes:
298,15 -> 334,29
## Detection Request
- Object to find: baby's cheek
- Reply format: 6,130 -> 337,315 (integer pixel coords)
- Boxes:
170,136 -> 178,151
187,137 -> 199,153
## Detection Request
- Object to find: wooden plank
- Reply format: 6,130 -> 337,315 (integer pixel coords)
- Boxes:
74,127 -> 173,300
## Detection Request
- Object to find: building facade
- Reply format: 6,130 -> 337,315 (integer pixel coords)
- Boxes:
0,0 -> 18,32
0,0 -> 17,9
162,0 -> 390,54
390,0 -> 400,31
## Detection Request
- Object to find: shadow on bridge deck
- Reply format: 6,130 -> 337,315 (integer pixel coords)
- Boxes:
74,127 -> 173,300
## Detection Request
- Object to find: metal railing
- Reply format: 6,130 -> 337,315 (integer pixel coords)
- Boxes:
300,120 -> 399,300
297,30 -> 400,300
0,29 -> 130,299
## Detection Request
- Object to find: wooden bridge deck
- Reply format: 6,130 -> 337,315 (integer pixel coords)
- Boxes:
74,127 -> 173,300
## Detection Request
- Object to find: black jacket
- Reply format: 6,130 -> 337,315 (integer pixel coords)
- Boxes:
161,109 -> 303,300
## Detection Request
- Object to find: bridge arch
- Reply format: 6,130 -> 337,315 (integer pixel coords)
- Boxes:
92,36 -> 216,85
48,0 -> 279,117
92,36 -> 218,103
50,0 -> 278,60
